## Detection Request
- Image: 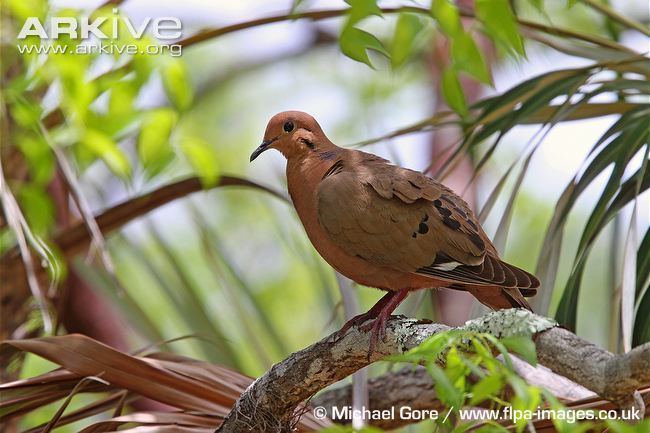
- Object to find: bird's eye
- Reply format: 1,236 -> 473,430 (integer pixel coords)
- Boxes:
283,121 -> 294,132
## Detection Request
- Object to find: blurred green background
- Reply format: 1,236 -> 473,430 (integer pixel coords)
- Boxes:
2,0 -> 648,431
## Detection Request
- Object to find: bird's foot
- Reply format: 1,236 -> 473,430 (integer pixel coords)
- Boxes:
362,288 -> 411,359
332,290 -> 399,342
333,310 -> 379,342
359,311 -> 391,359
332,288 -> 410,360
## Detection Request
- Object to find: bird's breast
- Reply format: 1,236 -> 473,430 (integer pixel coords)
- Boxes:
286,164 -> 431,290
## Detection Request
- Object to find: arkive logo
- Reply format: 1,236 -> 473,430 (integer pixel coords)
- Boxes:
17,9 -> 182,40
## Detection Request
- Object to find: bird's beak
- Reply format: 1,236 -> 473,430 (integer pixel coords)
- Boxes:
250,139 -> 273,162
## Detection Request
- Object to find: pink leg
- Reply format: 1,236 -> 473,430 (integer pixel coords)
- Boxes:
336,290 -> 398,339
359,288 -> 410,356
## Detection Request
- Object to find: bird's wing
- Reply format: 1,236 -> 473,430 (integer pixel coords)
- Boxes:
316,153 -> 538,289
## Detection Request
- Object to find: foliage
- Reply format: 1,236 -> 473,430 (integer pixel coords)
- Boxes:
1,0 -> 649,432
1,0 -> 219,249
323,329 -> 650,432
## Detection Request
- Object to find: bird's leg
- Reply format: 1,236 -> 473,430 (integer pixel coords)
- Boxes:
359,288 -> 410,357
334,290 -> 398,340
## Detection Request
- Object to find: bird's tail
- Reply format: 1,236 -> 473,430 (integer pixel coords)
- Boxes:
465,286 -> 533,312
501,287 -> 533,311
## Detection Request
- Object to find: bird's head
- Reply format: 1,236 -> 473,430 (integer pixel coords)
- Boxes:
250,111 -> 330,162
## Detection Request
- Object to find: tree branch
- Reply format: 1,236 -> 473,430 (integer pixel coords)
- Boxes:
178,6 -> 637,54
312,366 -> 445,431
216,318 -> 446,433
311,359 -> 598,430
216,310 -> 649,433
536,326 -> 650,405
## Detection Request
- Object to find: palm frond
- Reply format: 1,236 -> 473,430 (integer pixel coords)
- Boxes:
0,335 -> 329,432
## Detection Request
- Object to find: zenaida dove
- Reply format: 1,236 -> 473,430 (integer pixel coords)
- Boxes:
250,111 -> 540,353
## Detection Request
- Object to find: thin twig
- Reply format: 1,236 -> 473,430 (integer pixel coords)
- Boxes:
0,163 -> 53,334
40,123 -> 123,296
178,5 -> 638,55
581,0 -> 650,37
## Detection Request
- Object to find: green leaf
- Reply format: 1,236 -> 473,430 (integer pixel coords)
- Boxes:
609,165 -> 650,229
81,129 -> 131,179
162,60 -> 193,111
391,13 -> 424,69
180,137 -> 220,187
137,108 -> 178,178
445,347 -> 469,388
576,125 -> 647,259
487,74 -> 585,139
427,364 -> 464,409
536,108 -> 649,308
406,330 -> 461,359
11,98 -> 43,129
8,0 -> 47,20
510,384 -> 541,433
528,0 -> 544,12
289,0 -> 305,13
99,81 -> 139,136
472,425 -> 510,433
636,227 -> 650,298
469,374 -> 503,405
606,419 -> 650,433
345,0 -> 382,26
474,69 -> 578,120
108,82 -> 136,119
475,0 -> 525,56
430,0 -> 462,36
451,32 -> 491,84
633,278 -> 650,347
441,67 -> 467,115
500,336 -> 537,366
340,27 -> 388,67
17,184 -> 55,235
556,122 -> 649,329
16,133 -> 54,185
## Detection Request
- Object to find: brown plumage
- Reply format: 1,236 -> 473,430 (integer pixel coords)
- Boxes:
251,111 -> 540,351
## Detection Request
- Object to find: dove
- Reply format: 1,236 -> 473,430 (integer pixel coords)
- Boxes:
250,111 -> 540,353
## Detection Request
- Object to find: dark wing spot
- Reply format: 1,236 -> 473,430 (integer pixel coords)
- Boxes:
469,233 -> 486,250
441,195 -> 455,205
443,217 -> 461,230
433,198 -> 452,217
437,207 -> 452,218
454,207 -> 468,219
440,194 -> 469,218
322,160 -> 344,179
467,219 -> 478,231
422,213 -> 429,222
408,180 -> 422,190
418,222 -> 429,234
